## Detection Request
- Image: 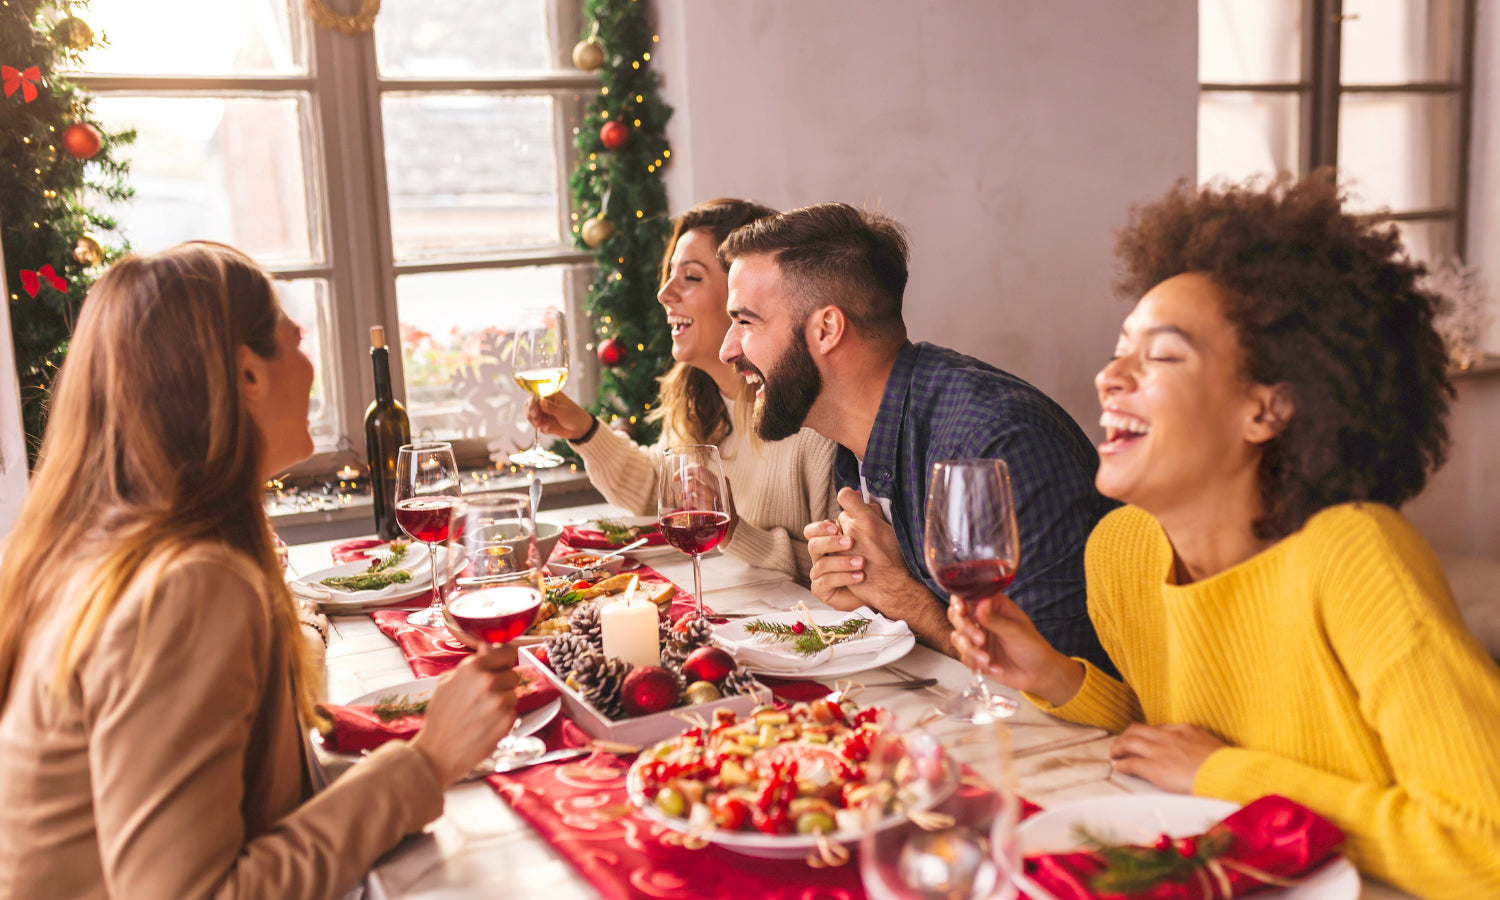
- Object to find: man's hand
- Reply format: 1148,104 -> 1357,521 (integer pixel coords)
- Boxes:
1108,723 -> 1228,794
804,488 -> 955,652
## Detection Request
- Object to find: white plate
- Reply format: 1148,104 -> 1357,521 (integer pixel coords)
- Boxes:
292,543 -> 453,611
567,515 -> 683,561
712,609 -> 916,678
1017,795 -> 1360,900
314,677 -> 562,763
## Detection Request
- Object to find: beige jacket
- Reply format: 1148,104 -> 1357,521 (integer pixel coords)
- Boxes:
0,543 -> 442,900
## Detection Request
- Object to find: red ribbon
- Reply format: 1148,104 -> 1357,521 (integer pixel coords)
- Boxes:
2,65 -> 40,103
19,264 -> 66,297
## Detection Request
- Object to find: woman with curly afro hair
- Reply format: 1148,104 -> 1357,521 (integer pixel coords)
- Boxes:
949,171 -> 1500,897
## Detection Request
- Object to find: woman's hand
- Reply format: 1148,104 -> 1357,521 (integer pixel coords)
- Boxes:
409,643 -> 520,786
1108,723 -> 1227,794
947,593 -> 1085,705
527,393 -> 594,441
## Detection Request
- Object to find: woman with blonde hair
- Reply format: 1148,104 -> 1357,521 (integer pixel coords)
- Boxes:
0,242 -> 519,899
529,198 -> 837,583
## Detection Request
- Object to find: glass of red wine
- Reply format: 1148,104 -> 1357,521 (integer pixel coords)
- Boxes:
657,444 -> 730,618
396,441 -> 462,627
446,492 -> 547,766
924,458 -> 1021,722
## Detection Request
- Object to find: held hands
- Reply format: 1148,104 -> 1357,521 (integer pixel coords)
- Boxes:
1108,723 -> 1228,794
409,643 -> 520,787
527,393 -> 594,442
947,593 -> 1085,705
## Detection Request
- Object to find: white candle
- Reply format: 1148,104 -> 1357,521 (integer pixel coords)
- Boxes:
600,580 -> 659,668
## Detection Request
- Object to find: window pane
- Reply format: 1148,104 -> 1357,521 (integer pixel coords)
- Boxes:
272,279 -> 337,446
70,0 -> 306,76
1388,218 -> 1455,267
1338,93 -> 1458,213
383,92 -> 561,259
88,95 -> 320,265
1198,92 -> 1299,184
1199,0 -> 1301,83
396,265 -> 585,444
376,0 -> 554,76
1340,0 -> 1462,84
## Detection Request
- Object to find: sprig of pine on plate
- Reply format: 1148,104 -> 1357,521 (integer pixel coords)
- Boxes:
743,609 -> 872,656
373,692 -> 428,721
594,516 -> 642,546
1073,824 -> 1235,894
321,541 -> 413,592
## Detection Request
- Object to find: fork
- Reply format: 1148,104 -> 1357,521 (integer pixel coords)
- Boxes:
886,663 -> 956,699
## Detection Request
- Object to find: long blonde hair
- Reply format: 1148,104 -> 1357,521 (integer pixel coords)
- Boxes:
648,198 -> 775,446
0,242 -> 317,723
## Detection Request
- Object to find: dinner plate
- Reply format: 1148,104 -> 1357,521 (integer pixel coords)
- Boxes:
313,677 -> 563,763
1016,795 -> 1360,900
567,515 -> 684,561
292,543 -> 454,611
712,608 -> 916,678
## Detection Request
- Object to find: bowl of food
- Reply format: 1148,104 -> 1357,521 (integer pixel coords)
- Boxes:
549,550 -> 627,578
625,703 -> 954,860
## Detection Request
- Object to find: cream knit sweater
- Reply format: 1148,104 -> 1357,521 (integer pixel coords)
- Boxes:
571,397 -> 838,584
1035,504 -> 1500,899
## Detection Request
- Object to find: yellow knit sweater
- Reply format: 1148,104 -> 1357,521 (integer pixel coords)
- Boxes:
1038,504 -> 1500,899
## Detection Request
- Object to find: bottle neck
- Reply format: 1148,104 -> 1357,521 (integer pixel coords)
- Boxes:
371,346 -> 395,404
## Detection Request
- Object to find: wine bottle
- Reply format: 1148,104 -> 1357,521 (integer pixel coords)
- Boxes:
365,325 -> 411,541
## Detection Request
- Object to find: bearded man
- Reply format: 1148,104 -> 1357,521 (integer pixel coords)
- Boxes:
718,202 -> 1116,673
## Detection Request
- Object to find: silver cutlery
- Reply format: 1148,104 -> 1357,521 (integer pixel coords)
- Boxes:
464,746 -> 589,780
860,677 -> 939,689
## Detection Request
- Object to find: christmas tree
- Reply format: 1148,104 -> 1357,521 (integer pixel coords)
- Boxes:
1,0 -> 132,464
568,0 -> 672,445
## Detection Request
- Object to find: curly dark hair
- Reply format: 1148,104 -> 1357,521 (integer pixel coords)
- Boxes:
1113,170 -> 1454,540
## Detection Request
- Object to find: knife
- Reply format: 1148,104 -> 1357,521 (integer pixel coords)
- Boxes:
468,746 -> 589,779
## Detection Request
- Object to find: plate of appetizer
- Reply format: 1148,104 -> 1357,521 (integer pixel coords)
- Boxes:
290,541 -> 454,611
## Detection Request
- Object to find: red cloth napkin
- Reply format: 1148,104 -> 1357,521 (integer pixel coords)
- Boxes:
318,666 -> 560,754
1023,795 -> 1345,900
560,524 -> 667,550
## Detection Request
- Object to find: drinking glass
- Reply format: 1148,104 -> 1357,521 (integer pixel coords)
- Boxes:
860,716 -> 1020,900
925,459 -> 1021,722
396,441 -> 462,627
509,306 -> 569,468
445,492 -> 547,766
657,445 -> 730,618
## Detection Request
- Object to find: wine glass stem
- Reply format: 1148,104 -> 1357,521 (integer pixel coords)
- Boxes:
967,669 -> 991,698
427,545 -> 442,614
691,553 -> 704,618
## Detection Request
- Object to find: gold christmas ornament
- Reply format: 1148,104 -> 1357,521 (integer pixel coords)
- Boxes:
306,0 -> 380,36
580,214 -> 614,248
683,680 -> 721,705
51,16 -> 93,50
72,232 -> 104,267
572,37 -> 604,71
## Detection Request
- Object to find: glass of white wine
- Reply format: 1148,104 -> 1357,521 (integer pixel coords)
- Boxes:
510,307 -> 569,469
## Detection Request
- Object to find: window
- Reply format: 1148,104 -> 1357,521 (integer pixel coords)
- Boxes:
70,0 -> 595,470
1199,0 -> 1475,263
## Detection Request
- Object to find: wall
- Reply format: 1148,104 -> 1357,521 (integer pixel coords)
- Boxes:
1404,0 -> 1500,558
0,211 -> 29,533
653,0 -> 1198,429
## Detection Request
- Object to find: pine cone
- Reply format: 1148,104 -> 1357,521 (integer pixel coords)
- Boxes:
544,631 -> 593,677
678,614 -> 715,650
569,602 -> 604,652
722,665 -> 764,699
571,652 -> 631,719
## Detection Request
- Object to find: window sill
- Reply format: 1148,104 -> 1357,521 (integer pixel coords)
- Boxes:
1451,354 -> 1500,380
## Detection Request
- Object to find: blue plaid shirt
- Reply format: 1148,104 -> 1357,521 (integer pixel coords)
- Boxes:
835,342 -> 1119,674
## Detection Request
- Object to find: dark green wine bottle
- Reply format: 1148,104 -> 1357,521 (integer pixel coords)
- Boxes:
365,325 -> 410,541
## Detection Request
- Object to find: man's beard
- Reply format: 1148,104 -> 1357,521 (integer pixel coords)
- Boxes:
749,332 -> 822,442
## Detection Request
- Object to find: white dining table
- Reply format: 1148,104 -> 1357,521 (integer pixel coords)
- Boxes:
291,502 -> 1410,900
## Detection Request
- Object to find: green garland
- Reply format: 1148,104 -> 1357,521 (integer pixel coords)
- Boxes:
1,0 -> 133,464
568,0 -> 673,446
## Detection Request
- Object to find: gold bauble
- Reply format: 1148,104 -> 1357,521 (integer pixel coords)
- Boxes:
572,37 -> 604,71
580,214 -> 614,248
72,232 -> 104,267
52,16 -> 93,50
683,680 -> 721,705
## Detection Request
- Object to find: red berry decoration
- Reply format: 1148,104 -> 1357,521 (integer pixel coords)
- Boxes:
1152,834 -> 1173,852
1176,836 -> 1198,858
621,665 -> 680,716
681,646 -> 735,684
600,119 -> 630,151
61,123 -> 102,160
791,621 -> 806,635
597,337 -> 625,366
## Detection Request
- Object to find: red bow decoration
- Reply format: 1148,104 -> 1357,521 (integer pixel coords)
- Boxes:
20,264 -> 66,297
2,65 -> 41,103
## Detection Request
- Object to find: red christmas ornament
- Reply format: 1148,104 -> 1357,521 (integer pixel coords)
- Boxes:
533,645 -> 552,670
682,646 -> 736,684
61,122 -> 102,159
621,665 -> 680,716
597,336 -> 625,366
600,119 -> 630,151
